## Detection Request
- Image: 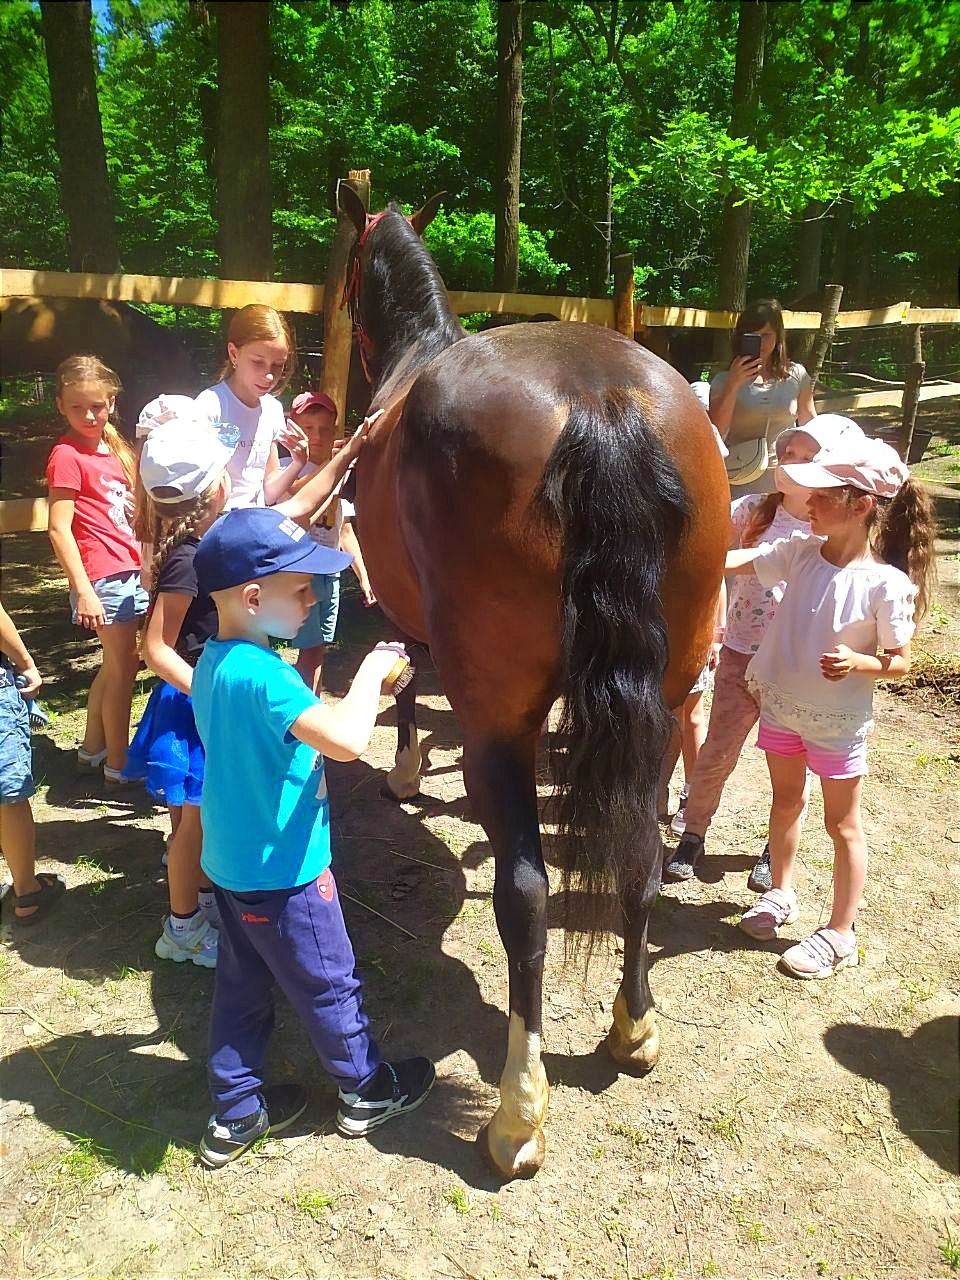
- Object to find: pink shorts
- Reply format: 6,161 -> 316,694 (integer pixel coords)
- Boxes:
757,718 -> 868,779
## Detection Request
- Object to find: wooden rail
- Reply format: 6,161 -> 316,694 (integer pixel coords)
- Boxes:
3,268 -> 957,329
7,379 -> 955,536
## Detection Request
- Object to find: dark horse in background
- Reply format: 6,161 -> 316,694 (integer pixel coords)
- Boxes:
338,188 -> 729,1179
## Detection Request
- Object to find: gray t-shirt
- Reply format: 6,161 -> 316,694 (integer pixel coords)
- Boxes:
710,361 -> 812,449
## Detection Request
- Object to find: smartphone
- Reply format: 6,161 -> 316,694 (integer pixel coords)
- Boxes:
736,332 -> 762,360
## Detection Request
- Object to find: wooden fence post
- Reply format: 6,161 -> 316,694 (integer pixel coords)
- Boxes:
613,253 -> 635,338
319,168 -> 370,421
808,283 -> 843,387
897,324 -> 925,461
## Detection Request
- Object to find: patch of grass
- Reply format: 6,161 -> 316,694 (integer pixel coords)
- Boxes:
899,974 -> 938,1015
477,938 -> 496,965
295,1189 -> 336,1220
488,1199 -> 501,1221
701,1257 -> 720,1278
445,1185 -> 472,1214
0,949 -> 9,1004
75,856 -> 120,896
940,1228 -> 960,1271
59,1134 -> 112,1184
710,1095 -> 746,1146
609,1120 -> 649,1150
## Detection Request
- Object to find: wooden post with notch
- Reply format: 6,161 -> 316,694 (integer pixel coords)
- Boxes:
319,168 -> 370,422
613,253 -> 635,338
807,283 -> 843,388
897,324 -> 925,461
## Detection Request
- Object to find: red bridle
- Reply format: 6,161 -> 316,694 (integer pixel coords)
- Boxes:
342,209 -> 412,379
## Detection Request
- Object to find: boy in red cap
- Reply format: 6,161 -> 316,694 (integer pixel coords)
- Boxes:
287,393 -> 375,693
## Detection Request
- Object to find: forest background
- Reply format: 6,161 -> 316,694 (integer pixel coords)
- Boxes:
2,0 -> 959,351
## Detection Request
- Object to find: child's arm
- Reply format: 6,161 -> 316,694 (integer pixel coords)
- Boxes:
47,490 -> 104,630
263,429 -> 310,505
340,520 -> 376,606
709,579 -> 727,667
725,546 -> 763,574
142,593 -> 194,696
275,424 -> 368,523
289,644 -> 406,761
0,599 -> 42,697
820,642 -> 911,682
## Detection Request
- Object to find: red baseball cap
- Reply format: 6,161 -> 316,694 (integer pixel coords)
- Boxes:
290,391 -> 337,416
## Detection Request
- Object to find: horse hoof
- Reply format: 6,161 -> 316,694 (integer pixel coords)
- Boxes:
379,781 -> 420,803
476,1121 -> 545,1181
606,995 -> 660,1075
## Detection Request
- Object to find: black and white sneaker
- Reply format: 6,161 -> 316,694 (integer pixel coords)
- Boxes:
747,843 -> 773,893
199,1082 -> 308,1168
336,1058 -> 436,1137
662,832 -> 705,883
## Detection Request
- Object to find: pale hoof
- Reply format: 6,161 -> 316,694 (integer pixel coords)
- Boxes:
380,778 -> 420,803
606,995 -> 660,1074
476,1120 -> 545,1181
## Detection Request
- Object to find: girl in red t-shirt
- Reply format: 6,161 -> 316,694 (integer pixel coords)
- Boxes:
46,356 -> 147,784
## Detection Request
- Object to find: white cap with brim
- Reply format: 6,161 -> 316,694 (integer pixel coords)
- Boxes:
136,394 -> 203,439
140,421 -> 238,505
777,437 -> 909,499
774,414 -> 866,461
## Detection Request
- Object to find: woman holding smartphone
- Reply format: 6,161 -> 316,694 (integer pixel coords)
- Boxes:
709,298 -> 817,495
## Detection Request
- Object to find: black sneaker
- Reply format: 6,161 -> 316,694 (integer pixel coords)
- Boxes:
747,843 -> 773,893
662,833 -> 705,883
336,1058 -> 436,1137
199,1082 -> 308,1168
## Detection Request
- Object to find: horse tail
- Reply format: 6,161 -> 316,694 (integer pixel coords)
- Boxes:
534,387 -> 690,941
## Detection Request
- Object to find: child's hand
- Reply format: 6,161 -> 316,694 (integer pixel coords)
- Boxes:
708,641 -> 722,672
360,578 -> 377,607
75,590 -> 106,631
276,420 -> 310,460
364,641 -> 412,692
820,645 -> 860,680
15,663 -> 42,699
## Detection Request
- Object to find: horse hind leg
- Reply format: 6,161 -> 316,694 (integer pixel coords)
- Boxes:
465,735 -> 550,1180
607,862 -> 661,1073
381,640 -> 427,802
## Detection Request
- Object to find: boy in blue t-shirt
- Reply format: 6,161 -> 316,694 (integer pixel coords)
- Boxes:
192,506 -> 433,1168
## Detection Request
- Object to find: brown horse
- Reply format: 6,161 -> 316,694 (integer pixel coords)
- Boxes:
338,189 -> 729,1179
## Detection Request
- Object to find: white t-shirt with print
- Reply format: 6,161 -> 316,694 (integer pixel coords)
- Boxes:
194,381 -> 284,509
725,495 -> 812,655
746,534 -> 916,745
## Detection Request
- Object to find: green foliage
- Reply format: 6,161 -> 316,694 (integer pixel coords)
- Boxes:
1,0 -> 956,307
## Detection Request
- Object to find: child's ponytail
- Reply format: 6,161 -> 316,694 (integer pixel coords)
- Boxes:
872,477 -> 937,620
148,480 -> 225,603
740,492 -> 784,547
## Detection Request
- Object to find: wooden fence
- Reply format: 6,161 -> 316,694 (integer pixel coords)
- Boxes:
3,267 -> 959,331
2,265 -> 958,536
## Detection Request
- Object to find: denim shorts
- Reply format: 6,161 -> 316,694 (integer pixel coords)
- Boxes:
70,570 -> 148,627
0,669 -> 35,804
293,573 -> 341,649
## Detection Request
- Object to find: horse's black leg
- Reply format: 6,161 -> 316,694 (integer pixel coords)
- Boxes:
607,856 -> 661,1073
382,639 -> 429,802
463,733 -> 550,1180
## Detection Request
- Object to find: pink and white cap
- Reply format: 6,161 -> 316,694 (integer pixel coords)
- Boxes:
777,436 -> 909,499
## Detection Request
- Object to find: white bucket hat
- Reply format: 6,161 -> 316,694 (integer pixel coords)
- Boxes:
138,399 -> 239,505
773,414 -> 866,461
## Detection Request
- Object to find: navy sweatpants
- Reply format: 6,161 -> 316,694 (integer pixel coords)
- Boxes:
208,868 -> 381,1121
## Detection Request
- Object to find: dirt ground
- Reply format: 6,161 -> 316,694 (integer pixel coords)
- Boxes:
1,410 -> 959,1280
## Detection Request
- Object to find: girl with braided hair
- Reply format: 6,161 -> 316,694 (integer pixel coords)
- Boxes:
124,401 -> 240,966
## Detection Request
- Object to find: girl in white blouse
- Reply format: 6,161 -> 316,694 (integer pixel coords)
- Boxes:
724,438 -> 936,979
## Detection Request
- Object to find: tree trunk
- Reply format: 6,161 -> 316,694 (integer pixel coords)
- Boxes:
39,1 -> 120,273
214,0 -> 272,280
808,283 -> 843,388
494,0 -> 523,291
795,198 -> 826,301
715,0 -> 767,355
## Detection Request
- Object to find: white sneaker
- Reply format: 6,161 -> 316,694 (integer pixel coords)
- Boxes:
739,887 -> 799,941
781,928 -> 858,980
155,914 -> 218,968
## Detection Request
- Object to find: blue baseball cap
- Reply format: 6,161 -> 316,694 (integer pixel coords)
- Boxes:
195,507 -> 353,594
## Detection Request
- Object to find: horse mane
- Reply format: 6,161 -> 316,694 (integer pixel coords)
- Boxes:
363,204 -> 464,397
